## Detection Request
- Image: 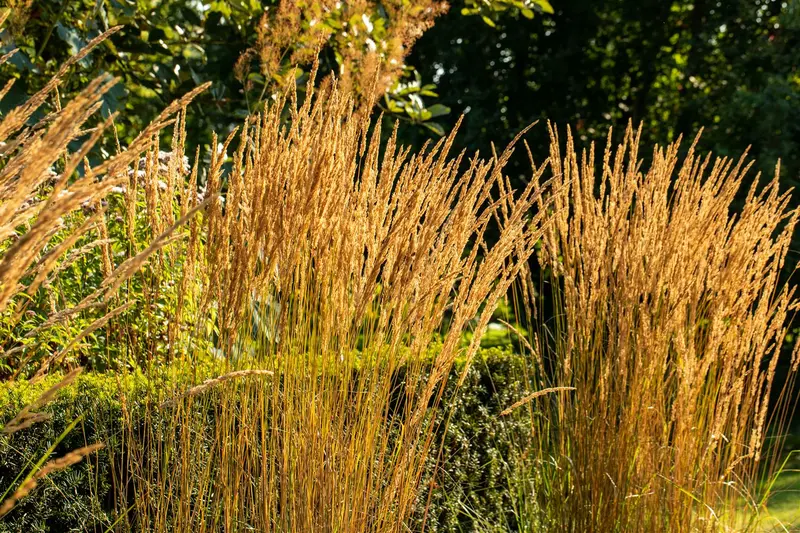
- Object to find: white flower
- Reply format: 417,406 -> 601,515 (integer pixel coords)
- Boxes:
361,13 -> 374,33
365,38 -> 377,52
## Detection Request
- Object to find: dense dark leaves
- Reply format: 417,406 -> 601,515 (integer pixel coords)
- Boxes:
0,0 -> 452,163
409,0 -> 800,196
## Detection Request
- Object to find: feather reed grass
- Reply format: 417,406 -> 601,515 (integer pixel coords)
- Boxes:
0,25 -> 208,520
513,123 -> 800,532
3,14 -> 797,531
116,73 -> 555,532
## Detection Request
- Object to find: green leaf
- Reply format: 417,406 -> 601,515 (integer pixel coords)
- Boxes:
247,72 -> 265,85
101,80 -> 126,117
404,104 -> 422,121
537,0 -> 555,14
422,121 -> 446,136
56,22 -> 92,68
209,1 -> 233,18
481,15 -> 497,27
109,0 -> 136,18
521,8 -> 535,19
385,98 -> 404,114
180,6 -> 202,26
5,47 -> 34,72
147,28 -> 167,43
182,43 -> 205,60
398,85 -> 421,96
427,103 -> 451,118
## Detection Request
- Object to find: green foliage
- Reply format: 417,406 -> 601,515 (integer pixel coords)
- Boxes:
0,0 -> 452,159
383,67 -> 451,136
0,181 -> 186,377
0,0 -> 235,149
462,0 -> 554,26
410,348 -> 535,532
0,218 -> 106,375
408,0 -> 800,218
0,373 -> 123,532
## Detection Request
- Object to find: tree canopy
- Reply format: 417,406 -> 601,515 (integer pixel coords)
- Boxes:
407,0 -> 800,193
2,0 -> 798,192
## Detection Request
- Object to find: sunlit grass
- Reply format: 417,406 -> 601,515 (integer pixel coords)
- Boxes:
752,442 -> 800,532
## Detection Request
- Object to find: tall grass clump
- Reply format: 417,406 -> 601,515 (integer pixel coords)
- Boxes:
514,124 -> 800,532
117,74 -> 556,532
1,16 -> 557,527
5,8 -> 797,529
0,20 -> 210,520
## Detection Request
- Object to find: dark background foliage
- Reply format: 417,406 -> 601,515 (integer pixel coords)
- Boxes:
3,1 -> 798,214
405,0 -> 800,191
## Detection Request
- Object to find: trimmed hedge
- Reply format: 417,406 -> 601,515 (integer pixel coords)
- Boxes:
0,373 -> 123,532
0,348 -> 533,532
407,349 -> 532,533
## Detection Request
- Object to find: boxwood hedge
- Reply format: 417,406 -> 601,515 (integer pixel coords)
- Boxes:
0,347 -> 534,532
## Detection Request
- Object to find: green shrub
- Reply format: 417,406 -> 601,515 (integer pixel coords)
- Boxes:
0,348 -> 533,532
0,366 -> 212,531
411,348 -> 533,533
0,373 -> 123,532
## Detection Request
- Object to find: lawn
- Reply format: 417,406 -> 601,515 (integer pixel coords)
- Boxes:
759,449 -> 800,532
762,470 -> 800,531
